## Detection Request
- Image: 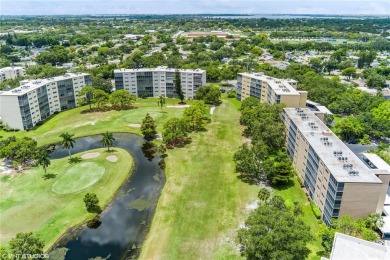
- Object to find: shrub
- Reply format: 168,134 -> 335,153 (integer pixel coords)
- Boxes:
310,201 -> 321,219
227,89 -> 236,98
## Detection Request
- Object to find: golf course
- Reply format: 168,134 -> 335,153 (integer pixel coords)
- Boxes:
0,148 -> 133,250
0,96 -> 322,258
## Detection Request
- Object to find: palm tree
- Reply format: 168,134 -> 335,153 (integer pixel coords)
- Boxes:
60,132 -> 76,159
36,150 -> 51,175
258,188 -> 271,203
101,131 -> 115,151
366,213 -> 384,231
158,95 -> 165,111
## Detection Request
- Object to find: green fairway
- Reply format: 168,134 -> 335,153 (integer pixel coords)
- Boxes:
140,98 -> 258,260
0,98 -> 191,146
0,148 -> 133,250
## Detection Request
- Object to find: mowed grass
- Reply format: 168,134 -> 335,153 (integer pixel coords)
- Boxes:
140,98 -> 258,260
0,98 -> 191,146
275,177 -> 324,260
0,148 -> 133,250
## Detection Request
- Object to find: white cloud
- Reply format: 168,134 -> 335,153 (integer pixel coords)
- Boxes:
1,0 -> 389,15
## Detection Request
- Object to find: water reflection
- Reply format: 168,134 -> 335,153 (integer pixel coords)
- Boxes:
50,133 -> 165,260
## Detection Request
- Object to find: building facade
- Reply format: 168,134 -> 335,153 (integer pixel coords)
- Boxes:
114,67 -> 206,99
237,72 -> 307,107
0,66 -> 26,82
0,73 -> 92,130
282,108 -> 390,225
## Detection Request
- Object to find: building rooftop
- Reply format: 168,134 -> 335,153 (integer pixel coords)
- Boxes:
114,66 -> 205,74
0,66 -> 25,72
0,72 -> 90,96
284,108 -> 387,183
239,72 -> 303,96
328,233 -> 390,260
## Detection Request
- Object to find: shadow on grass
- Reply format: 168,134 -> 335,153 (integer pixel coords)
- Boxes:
237,174 -> 263,185
316,251 -> 328,257
273,178 -> 295,191
69,157 -> 82,164
104,149 -> 118,154
43,173 -> 57,180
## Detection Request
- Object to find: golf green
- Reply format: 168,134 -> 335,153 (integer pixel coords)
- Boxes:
51,162 -> 105,194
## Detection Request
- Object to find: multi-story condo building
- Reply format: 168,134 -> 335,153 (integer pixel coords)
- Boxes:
0,66 -> 26,82
0,73 -> 92,130
237,72 -> 307,107
282,108 -> 390,225
114,66 -> 206,99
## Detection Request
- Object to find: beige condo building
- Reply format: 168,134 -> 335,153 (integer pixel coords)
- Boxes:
282,108 -> 390,225
237,72 -> 307,107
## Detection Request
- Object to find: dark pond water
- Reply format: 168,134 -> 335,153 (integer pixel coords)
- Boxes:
50,133 -> 165,260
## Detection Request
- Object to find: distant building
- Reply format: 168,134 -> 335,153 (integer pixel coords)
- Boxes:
357,86 -> 390,100
124,34 -> 144,40
283,108 -> 390,225
237,72 -> 307,108
321,232 -> 390,260
0,73 -> 91,130
185,32 -> 241,39
114,66 -> 206,99
0,67 -> 26,82
306,100 -> 333,121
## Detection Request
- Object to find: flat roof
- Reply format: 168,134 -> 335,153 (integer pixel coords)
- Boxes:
330,232 -> 390,260
362,153 -> 390,172
0,73 -> 90,96
379,216 -> 390,235
284,108 -> 384,183
239,72 -> 302,96
114,66 -> 205,74
0,66 -> 25,72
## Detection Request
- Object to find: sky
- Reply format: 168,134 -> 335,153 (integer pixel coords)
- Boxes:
1,0 -> 389,16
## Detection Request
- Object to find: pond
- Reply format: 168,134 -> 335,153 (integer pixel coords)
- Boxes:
50,133 -> 164,259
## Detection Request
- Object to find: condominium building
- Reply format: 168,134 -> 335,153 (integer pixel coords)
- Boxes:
282,108 -> 390,225
237,72 -> 307,107
0,73 -> 92,130
0,66 -> 26,82
114,67 -> 206,99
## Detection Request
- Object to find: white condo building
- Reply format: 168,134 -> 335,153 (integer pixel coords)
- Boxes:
0,67 -> 26,82
114,67 -> 206,99
0,73 -> 91,130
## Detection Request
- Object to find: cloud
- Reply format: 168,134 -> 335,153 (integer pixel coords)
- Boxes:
1,0 -> 389,15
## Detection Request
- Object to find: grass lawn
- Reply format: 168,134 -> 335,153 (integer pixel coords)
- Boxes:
275,177 -> 324,260
0,98 -> 192,146
140,98 -> 258,260
0,148 -> 133,250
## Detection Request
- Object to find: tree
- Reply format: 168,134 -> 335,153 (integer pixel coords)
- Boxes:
293,201 -> 304,216
257,188 -> 270,202
309,57 -> 323,73
101,131 -> 115,151
77,86 -> 95,110
162,117 -> 189,147
141,113 -> 157,140
174,70 -> 184,103
59,132 -> 76,159
157,95 -> 165,111
92,76 -> 112,94
0,137 -> 37,165
341,67 -> 356,80
83,193 -> 100,213
195,85 -> 221,105
334,116 -> 365,141
36,150 -> 51,176
262,151 -> 294,185
371,101 -> 390,120
9,232 -> 44,256
324,114 -> 334,127
110,90 -> 136,109
367,73 -> 385,89
238,196 -> 312,260
93,89 -> 109,108
182,101 -> 209,131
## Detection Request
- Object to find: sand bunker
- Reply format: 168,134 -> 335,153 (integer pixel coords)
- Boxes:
106,155 -> 118,162
81,152 -> 101,159
128,124 -> 141,127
